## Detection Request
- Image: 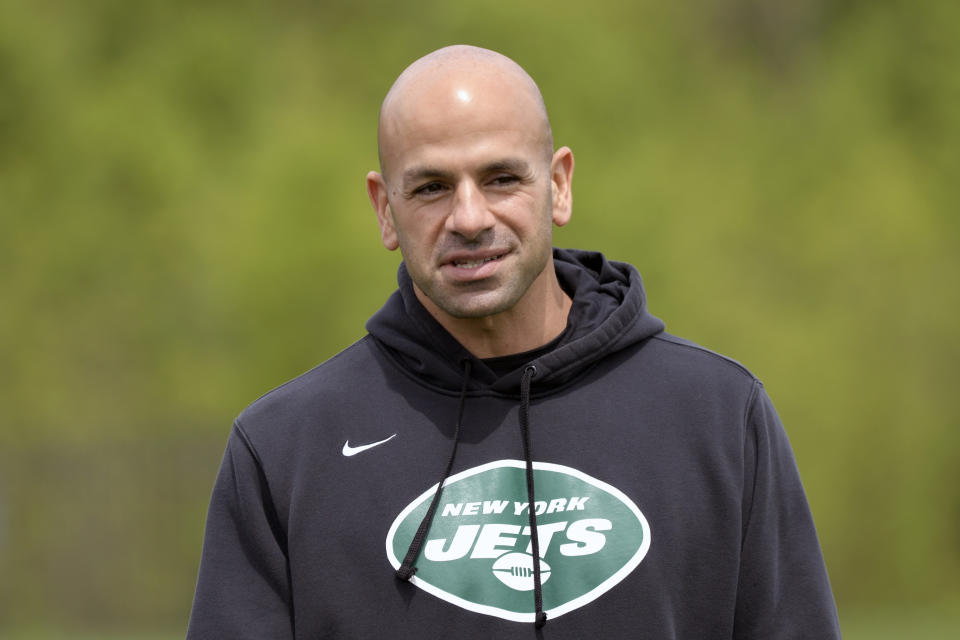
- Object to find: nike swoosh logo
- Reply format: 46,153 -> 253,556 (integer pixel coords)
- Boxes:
342,434 -> 397,457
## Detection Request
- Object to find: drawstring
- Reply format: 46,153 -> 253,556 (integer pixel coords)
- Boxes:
396,360 -> 546,629
395,359 -> 472,581
519,365 -> 547,629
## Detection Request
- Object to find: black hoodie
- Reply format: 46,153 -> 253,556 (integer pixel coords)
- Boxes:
187,249 -> 841,639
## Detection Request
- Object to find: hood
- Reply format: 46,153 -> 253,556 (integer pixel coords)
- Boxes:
366,248 -> 665,395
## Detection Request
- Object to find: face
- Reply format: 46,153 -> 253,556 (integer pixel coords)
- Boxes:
367,79 -> 574,322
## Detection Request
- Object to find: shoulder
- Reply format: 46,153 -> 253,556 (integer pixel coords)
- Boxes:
612,332 -> 763,417
235,335 -> 384,436
638,332 -> 760,391
648,333 -> 757,382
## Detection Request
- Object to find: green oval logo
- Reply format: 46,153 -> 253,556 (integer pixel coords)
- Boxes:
385,460 -> 651,622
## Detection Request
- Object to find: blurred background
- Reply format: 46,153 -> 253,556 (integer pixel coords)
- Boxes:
1,0 -> 957,637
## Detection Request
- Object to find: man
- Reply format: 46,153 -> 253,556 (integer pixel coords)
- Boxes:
187,46 -> 840,638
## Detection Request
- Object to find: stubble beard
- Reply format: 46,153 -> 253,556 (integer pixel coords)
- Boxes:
411,246 -> 551,321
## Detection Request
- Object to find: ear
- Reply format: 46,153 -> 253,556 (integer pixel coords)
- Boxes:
550,147 -> 574,227
366,171 -> 399,251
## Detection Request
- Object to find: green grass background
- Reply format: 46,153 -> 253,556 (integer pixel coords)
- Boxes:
1,0 -> 957,635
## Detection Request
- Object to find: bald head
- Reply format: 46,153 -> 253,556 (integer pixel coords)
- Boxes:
377,45 -> 554,176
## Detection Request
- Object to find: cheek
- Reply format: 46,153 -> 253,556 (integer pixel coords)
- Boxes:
498,192 -> 547,226
393,214 -> 441,256
522,196 -> 555,238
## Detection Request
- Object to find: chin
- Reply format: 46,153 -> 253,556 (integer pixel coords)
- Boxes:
443,299 -> 515,320
434,288 -> 521,320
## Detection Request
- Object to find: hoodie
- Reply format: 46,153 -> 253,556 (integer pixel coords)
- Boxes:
187,249 -> 841,639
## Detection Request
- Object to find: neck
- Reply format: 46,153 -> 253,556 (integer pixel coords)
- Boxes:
415,261 -> 571,359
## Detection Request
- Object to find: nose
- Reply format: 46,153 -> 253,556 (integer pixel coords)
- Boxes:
446,181 -> 494,240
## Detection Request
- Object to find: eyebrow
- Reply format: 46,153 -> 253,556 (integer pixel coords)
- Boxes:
400,158 -> 535,191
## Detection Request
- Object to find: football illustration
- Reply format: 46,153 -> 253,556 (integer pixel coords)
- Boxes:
491,552 -> 552,591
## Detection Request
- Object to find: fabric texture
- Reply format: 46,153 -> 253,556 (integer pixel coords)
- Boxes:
187,248 -> 841,639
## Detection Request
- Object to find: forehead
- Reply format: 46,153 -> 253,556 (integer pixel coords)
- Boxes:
390,126 -> 544,181
379,66 -> 550,179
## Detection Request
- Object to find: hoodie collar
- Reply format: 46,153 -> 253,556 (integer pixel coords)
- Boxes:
366,248 -> 665,395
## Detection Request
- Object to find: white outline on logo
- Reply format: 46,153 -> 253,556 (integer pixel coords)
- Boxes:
385,459 -> 651,623
342,434 -> 397,457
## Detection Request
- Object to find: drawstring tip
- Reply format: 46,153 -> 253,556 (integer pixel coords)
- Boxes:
535,611 -> 547,628
395,565 -> 417,581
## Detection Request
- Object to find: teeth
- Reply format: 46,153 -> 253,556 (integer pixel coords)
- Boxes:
454,255 -> 501,269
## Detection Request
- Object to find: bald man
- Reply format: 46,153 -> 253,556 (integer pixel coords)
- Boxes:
188,46 -> 840,639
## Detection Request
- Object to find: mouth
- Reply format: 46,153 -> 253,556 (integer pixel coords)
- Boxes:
441,250 -> 509,281
450,254 -> 505,269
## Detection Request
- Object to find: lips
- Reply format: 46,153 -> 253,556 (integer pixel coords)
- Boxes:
452,254 -> 504,269
441,250 -> 508,281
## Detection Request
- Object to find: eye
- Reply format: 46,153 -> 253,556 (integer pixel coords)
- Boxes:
489,174 -> 519,187
413,182 -> 448,197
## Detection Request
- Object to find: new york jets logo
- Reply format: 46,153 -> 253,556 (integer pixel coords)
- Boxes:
385,460 -> 651,622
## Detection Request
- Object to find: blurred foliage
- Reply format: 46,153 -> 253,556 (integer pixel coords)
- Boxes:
1,0 -> 957,634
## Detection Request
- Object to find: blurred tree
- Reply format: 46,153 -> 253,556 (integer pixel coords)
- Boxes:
0,0 -> 957,634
